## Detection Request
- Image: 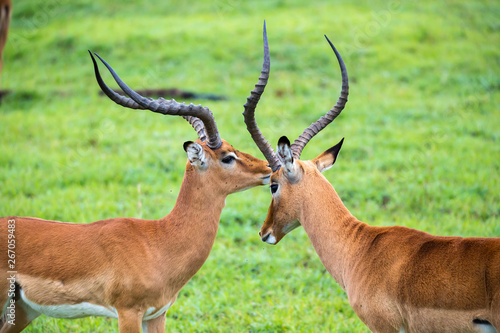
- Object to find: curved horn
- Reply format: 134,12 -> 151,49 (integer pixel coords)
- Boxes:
91,52 -> 222,149
89,51 -> 208,143
243,21 -> 281,171
290,36 -> 349,159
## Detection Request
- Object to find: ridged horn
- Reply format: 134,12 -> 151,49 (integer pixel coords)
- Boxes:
243,21 -> 281,171
89,51 -> 221,148
289,36 -> 349,159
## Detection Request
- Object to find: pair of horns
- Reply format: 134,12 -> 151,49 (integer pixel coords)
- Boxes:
90,22 -> 348,161
244,27 -> 349,171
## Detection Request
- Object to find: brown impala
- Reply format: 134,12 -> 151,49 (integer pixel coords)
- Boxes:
245,33 -> 500,333
0,0 -> 11,90
0,24 -> 272,333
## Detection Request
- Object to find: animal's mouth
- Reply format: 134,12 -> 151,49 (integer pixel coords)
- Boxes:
261,175 -> 271,185
260,231 -> 277,245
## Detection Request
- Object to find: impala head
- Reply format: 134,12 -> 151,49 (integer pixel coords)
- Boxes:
182,139 -> 271,194
244,33 -> 349,244
260,136 -> 344,244
89,22 -> 274,191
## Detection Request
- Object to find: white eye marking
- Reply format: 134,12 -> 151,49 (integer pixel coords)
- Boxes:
221,152 -> 239,165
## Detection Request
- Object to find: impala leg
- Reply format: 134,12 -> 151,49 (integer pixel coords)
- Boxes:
142,312 -> 166,333
1,279 -> 39,333
491,292 -> 500,331
117,309 -> 143,333
0,299 -> 40,333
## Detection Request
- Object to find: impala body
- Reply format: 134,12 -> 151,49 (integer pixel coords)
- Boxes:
245,32 -> 500,333
0,139 -> 269,333
0,25 -> 272,333
262,141 -> 500,332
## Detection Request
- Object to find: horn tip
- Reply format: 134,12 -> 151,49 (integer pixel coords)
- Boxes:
88,50 -> 96,60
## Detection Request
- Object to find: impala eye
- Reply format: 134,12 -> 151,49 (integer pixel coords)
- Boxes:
270,184 -> 279,194
221,155 -> 236,164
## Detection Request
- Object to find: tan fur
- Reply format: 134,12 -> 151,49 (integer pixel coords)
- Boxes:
0,0 -> 11,89
0,139 -> 271,332
261,152 -> 500,333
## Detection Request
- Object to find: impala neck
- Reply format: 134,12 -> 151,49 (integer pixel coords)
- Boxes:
299,175 -> 365,291
156,163 -> 227,286
167,165 -> 226,234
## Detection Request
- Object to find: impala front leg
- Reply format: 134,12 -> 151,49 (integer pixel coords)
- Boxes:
0,304 -> 39,333
117,309 -> 144,333
0,287 -> 40,333
142,312 -> 166,333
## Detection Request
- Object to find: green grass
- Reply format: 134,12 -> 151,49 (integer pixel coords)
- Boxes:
2,0 -> 499,331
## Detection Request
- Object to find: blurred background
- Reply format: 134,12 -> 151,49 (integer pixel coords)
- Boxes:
1,0 -> 499,331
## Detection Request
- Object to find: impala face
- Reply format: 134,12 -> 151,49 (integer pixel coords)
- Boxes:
260,166 -> 302,245
259,137 -> 343,244
240,32 -> 349,245
184,139 -> 271,194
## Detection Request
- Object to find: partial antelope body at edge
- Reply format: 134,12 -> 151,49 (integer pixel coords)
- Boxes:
0,23 -> 273,333
0,0 -> 12,92
245,30 -> 500,333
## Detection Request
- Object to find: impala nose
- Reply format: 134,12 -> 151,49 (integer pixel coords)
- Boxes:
261,232 -> 277,244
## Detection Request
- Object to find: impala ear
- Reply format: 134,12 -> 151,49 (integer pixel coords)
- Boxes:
313,138 -> 344,173
184,141 -> 207,169
277,136 -> 296,175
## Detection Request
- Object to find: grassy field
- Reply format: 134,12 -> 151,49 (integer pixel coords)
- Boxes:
1,0 -> 499,332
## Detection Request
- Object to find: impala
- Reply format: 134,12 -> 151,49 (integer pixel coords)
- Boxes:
245,33 -> 500,332
0,24 -> 272,333
0,0 -> 11,90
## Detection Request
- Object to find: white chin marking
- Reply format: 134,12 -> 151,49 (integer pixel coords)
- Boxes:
262,175 -> 270,185
265,235 -> 277,244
